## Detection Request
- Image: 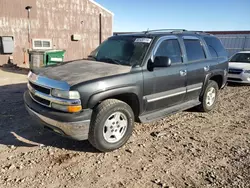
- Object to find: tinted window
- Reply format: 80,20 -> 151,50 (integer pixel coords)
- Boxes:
155,39 -> 182,64
184,39 -> 206,62
204,37 -> 228,58
230,53 -> 250,63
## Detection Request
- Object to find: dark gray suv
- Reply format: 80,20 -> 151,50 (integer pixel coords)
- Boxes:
24,29 -> 228,152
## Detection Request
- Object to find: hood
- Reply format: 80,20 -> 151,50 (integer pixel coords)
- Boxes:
229,62 -> 250,70
34,60 -> 131,86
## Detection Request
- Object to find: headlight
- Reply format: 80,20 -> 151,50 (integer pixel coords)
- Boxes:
244,70 -> 250,74
51,89 -> 80,99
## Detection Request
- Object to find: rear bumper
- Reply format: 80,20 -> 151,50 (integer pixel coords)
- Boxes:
24,91 -> 92,141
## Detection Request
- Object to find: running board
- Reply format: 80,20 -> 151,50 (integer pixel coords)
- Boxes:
139,99 -> 201,123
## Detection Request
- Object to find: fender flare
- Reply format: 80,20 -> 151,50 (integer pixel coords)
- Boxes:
87,86 -> 141,110
200,70 -> 225,97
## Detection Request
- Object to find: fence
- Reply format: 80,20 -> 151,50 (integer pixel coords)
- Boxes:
216,35 -> 250,57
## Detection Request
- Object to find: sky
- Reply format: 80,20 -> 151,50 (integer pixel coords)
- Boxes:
95,0 -> 250,32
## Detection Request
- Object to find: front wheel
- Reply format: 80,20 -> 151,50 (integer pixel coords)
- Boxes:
198,80 -> 219,112
88,99 -> 134,152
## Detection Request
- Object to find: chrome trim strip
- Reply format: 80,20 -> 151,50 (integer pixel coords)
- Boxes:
187,83 -> 203,92
147,90 -> 186,103
29,92 -> 51,107
28,83 -> 81,106
146,83 -> 203,103
187,87 -> 202,92
28,71 -> 70,91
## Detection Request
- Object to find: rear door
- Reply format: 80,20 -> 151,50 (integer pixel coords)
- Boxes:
181,36 -> 211,101
143,36 -> 187,112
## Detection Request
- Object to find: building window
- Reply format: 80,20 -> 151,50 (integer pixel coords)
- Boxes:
32,39 -> 52,50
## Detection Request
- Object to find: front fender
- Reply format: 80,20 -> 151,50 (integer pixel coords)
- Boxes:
87,86 -> 141,109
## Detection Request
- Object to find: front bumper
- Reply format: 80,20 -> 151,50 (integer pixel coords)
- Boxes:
24,91 -> 92,141
228,73 -> 250,84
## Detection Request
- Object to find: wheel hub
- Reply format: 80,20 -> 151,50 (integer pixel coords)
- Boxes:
206,87 -> 216,107
103,112 -> 128,143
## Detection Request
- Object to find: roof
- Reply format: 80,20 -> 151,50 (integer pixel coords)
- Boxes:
114,30 -> 250,36
89,0 -> 114,16
238,51 -> 250,53
207,31 -> 250,35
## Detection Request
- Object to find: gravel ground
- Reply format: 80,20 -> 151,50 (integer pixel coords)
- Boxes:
0,68 -> 250,188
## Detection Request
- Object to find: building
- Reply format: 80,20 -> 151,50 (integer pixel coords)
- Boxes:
114,30 -> 250,57
0,0 -> 113,66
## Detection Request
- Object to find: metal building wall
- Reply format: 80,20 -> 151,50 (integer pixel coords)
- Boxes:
213,34 -> 250,57
0,0 -> 113,66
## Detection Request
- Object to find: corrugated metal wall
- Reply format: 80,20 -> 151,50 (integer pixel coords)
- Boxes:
214,34 -> 250,57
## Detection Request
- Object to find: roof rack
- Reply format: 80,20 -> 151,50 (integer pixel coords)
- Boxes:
144,29 -> 213,35
113,30 -> 212,36
144,29 -> 187,34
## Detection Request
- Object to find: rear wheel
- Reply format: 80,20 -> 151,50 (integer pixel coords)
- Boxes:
88,99 -> 134,152
198,80 -> 219,112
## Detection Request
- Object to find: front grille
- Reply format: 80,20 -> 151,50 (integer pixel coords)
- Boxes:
228,69 -> 243,74
228,78 -> 242,81
30,93 -> 51,106
29,81 -> 51,94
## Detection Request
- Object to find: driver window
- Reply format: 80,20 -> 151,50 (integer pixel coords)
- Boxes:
155,39 -> 182,64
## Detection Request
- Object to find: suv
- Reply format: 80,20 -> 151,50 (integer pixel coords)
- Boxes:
24,29 -> 228,152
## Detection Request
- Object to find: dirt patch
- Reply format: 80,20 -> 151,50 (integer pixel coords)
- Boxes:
0,71 -> 250,188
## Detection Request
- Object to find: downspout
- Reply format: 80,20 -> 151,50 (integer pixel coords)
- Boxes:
99,13 -> 102,45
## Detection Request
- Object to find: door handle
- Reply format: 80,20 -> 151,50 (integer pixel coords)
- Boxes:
180,70 -> 187,77
204,66 -> 210,72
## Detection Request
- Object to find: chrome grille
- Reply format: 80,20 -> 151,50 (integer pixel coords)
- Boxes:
228,68 -> 243,74
28,82 -> 52,107
29,81 -> 51,95
27,71 -> 81,110
30,92 -> 51,107
228,78 -> 242,81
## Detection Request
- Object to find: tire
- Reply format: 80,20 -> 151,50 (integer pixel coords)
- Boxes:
88,99 -> 134,152
198,80 -> 219,112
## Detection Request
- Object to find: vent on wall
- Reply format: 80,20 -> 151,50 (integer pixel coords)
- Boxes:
32,39 -> 52,50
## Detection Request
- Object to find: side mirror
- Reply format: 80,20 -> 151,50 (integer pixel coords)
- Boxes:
153,56 -> 172,68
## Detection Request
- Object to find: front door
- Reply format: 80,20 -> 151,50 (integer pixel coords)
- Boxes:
143,36 -> 187,112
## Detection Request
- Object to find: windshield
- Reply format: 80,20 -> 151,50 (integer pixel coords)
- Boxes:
230,53 -> 250,63
89,36 -> 152,66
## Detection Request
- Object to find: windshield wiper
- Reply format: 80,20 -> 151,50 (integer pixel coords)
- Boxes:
99,58 -> 122,65
87,55 -> 97,61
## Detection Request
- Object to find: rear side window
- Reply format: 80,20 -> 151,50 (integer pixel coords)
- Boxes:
155,39 -> 182,64
204,37 -> 228,58
184,39 -> 206,62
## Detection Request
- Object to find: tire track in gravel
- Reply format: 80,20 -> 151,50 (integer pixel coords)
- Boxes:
0,84 -> 250,188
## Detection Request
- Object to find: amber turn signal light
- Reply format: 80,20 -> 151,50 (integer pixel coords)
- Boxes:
68,105 -> 82,113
